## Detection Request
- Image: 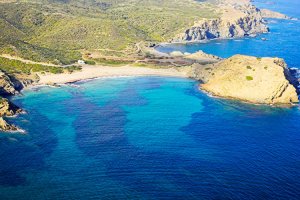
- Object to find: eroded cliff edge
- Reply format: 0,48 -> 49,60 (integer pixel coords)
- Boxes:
171,0 -> 293,43
0,97 -> 22,131
172,1 -> 267,42
0,71 -> 36,132
190,55 -> 299,105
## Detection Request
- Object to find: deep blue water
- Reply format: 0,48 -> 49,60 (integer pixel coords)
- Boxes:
0,77 -> 300,199
157,0 -> 300,68
1,0 -> 300,199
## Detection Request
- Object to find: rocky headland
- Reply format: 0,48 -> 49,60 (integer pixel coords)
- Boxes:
172,1 -> 268,42
191,55 -> 299,105
171,0 -> 292,43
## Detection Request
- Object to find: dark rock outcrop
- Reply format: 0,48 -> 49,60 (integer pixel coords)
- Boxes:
172,4 -> 269,42
0,97 -> 22,132
0,71 -> 18,96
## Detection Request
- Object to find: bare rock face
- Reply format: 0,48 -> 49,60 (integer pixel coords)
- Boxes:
0,97 -> 22,116
172,3 -> 268,42
0,97 -> 22,132
0,117 -> 18,132
0,71 -> 36,132
196,55 -> 299,105
0,71 -> 18,95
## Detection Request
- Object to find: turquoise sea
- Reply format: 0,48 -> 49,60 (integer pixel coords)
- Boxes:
1,0 -> 300,199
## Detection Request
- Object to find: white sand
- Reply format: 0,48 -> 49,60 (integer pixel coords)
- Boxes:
37,65 -> 189,85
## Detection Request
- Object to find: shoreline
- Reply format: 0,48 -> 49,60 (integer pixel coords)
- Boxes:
156,34 -> 261,48
35,65 -> 190,85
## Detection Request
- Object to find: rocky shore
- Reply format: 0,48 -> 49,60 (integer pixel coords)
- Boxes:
0,97 -> 22,131
0,71 -> 36,132
171,0 -> 292,43
172,2 -> 267,42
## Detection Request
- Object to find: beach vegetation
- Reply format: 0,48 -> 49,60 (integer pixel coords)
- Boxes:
246,76 -> 253,81
94,58 -> 133,66
84,60 -> 96,65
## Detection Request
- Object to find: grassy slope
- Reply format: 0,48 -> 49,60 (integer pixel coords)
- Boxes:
0,56 -> 81,74
0,0 -> 219,65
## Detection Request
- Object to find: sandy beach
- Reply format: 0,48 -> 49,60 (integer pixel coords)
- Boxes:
37,65 -> 190,85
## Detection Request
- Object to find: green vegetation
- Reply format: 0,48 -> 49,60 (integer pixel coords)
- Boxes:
257,57 -> 262,61
65,65 -> 82,73
94,58 -> 133,66
246,76 -> 254,81
246,66 -> 252,69
0,0 -> 219,64
264,66 -> 268,70
0,57 -> 80,74
84,60 -> 96,65
132,62 -> 173,69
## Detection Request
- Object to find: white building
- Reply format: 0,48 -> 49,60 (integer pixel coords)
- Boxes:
77,60 -> 85,65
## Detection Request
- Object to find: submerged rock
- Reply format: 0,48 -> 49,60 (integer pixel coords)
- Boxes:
194,55 -> 299,105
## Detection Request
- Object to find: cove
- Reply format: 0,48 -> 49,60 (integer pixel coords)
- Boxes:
0,76 -> 300,199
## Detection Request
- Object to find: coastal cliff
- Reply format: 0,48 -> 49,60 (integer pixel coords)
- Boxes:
0,70 -> 37,132
0,97 -> 21,131
0,71 -> 18,95
172,3 -> 269,42
192,55 -> 299,105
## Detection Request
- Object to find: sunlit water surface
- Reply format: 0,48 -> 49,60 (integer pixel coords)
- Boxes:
1,0 -> 300,199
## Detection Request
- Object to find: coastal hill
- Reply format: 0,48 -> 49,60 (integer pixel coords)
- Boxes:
172,2 -> 268,42
0,0 -> 289,64
0,0 -> 219,64
192,55 -> 299,105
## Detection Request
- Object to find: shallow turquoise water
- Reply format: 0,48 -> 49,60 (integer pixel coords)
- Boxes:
1,77 -> 300,199
1,0 -> 300,199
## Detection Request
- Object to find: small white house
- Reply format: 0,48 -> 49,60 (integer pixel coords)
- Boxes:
77,60 -> 85,65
